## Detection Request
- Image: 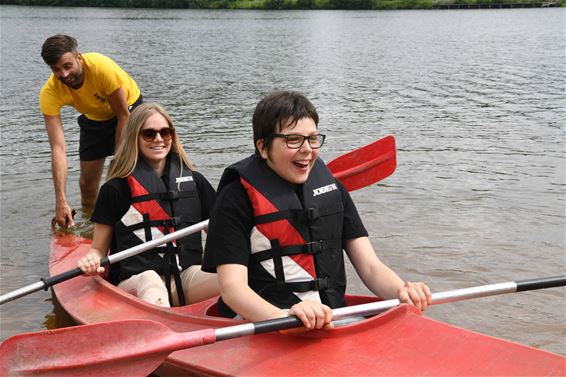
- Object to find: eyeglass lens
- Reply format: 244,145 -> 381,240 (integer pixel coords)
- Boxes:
140,127 -> 174,142
284,134 -> 325,149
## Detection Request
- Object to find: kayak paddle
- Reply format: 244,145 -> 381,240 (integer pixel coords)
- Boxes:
0,135 -> 397,305
1,276 -> 563,377
327,134 -> 396,192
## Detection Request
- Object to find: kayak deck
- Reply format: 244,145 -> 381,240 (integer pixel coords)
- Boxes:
49,233 -> 565,376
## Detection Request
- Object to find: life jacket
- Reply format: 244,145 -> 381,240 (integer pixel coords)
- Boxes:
218,154 -> 347,309
113,153 -> 203,306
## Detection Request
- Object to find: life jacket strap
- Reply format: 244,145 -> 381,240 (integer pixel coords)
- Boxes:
250,239 -> 342,263
161,226 -> 186,306
254,203 -> 344,225
276,277 -> 334,293
123,216 -> 195,231
270,239 -> 285,284
142,213 -> 152,243
132,190 -> 197,203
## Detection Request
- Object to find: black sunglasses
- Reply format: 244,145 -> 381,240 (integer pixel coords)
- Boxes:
140,127 -> 175,142
269,133 -> 326,149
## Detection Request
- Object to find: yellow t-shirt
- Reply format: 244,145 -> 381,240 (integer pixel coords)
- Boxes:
39,52 -> 141,121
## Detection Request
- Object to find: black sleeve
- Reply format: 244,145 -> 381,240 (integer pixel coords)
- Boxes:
192,170 -> 217,219
90,178 -> 131,225
338,180 -> 369,242
202,180 -> 254,273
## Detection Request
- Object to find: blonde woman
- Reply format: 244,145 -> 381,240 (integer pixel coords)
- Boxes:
77,103 -> 218,307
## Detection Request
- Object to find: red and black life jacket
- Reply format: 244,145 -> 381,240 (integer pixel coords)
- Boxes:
113,154 -> 202,305
218,154 -> 347,309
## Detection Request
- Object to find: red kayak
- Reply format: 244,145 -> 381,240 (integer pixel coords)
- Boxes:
48,233 -> 565,376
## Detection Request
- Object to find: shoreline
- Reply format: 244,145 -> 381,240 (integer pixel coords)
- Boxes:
1,1 -> 564,10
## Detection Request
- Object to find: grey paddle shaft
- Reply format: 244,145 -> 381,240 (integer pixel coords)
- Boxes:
0,281 -> 47,306
332,276 -> 566,320
215,275 -> 566,341
0,220 -> 209,305
106,220 -> 209,264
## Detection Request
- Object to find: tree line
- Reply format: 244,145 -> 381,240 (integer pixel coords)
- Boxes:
1,0 -> 562,9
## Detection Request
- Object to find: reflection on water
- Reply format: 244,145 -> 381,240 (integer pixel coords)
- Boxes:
69,209 -> 95,240
43,294 -> 76,331
49,208 -> 95,240
0,5 -> 564,355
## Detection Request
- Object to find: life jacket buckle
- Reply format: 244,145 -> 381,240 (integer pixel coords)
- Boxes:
310,277 -> 329,291
305,241 -> 324,254
170,216 -> 182,226
306,207 -> 320,221
167,190 -> 179,200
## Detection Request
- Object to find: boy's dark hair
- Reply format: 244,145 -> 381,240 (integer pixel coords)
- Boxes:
41,34 -> 78,66
252,91 -> 319,154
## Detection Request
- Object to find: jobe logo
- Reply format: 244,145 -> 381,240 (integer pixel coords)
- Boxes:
312,183 -> 337,197
176,176 -> 194,184
93,93 -> 107,104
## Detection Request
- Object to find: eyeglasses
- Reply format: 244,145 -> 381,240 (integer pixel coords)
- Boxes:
140,127 -> 175,142
269,133 -> 326,149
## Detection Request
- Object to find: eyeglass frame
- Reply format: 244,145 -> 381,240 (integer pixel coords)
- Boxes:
139,127 -> 175,142
268,133 -> 326,149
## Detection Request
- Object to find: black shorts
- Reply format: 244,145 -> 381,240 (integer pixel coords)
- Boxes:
78,95 -> 143,161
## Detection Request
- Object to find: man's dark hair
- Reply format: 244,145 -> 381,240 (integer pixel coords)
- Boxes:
41,34 -> 78,65
252,90 -> 319,154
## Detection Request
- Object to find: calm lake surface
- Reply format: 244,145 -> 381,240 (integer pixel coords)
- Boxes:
0,5 -> 564,355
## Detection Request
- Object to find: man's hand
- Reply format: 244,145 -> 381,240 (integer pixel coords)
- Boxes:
54,201 -> 75,228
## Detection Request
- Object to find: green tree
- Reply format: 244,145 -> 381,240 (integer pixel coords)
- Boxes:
265,0 -> 283,8
296,0 -> 314,7
329,0 -> 374,8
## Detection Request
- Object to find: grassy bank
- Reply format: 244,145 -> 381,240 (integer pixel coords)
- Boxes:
2,0 -> 564,9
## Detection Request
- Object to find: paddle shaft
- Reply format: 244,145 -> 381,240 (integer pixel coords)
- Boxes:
214,275 -> 566,340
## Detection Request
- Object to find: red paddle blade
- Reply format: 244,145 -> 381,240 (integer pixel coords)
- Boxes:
328,135 -> 396,192
0,319 -> 216,377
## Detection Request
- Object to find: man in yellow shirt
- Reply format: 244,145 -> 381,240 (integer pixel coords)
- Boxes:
40,34 -> 142,228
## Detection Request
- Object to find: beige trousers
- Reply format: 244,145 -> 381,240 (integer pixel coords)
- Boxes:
117,265 -> 219,307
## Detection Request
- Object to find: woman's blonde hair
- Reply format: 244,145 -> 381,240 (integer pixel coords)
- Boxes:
107,102 -> 194,180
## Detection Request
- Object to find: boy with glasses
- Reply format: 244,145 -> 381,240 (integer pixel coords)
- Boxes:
203,90 -> 431,329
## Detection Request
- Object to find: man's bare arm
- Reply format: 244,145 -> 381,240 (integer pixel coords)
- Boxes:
107,87 -> 130,149
44,114 -> 74,227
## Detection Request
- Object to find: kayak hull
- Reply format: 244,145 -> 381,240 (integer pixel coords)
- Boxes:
49,233 -> 565,376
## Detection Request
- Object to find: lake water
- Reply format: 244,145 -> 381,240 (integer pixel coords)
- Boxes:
0,5 -> 564,355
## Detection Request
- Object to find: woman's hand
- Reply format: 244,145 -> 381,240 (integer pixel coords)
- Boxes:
398,281 -> 432,311
288,300 -> 334,330
77,252 -> 105,276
